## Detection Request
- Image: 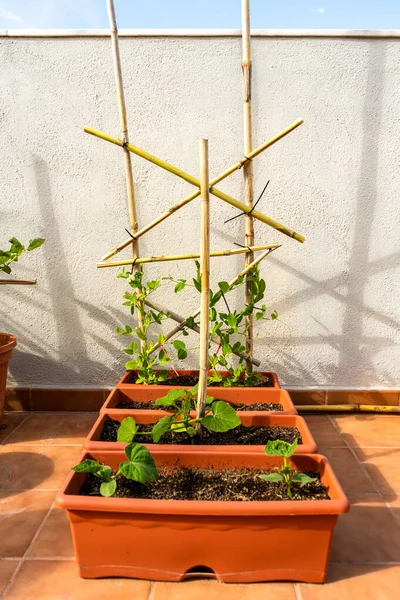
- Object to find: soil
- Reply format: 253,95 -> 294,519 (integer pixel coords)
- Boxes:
115,399 -> 283,412
99,419 -> 303,446
126,372 -> 273,388
79,467 -> 329,501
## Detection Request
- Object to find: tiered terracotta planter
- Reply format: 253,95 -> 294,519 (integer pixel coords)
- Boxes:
0,333 -> 16,425
101,385 -> 296,415
57,450 -> 349,583
84,411 -> 317,454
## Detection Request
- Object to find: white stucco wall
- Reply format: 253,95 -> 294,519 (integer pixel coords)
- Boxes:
1,31 -> 399,389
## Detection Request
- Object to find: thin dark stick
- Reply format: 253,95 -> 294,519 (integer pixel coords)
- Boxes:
224,180 -> 270,224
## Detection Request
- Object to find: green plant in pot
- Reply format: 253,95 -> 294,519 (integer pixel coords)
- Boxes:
0,237 -> 45,423
174,261 -> 279,388
116,268 -> 189,385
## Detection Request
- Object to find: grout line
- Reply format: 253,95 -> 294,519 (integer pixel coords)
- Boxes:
147,581 -> 155,600
0,414 -> 32,445
294,583 -> 304,600
1,500 -> 55,597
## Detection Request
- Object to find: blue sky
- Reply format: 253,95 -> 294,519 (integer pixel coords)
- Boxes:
1,1 -> 400,29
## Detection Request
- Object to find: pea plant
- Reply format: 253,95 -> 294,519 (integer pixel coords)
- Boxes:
117,386 -> 241,444
117,269 -> 188,384
72,441 -> 158,497
259,439 -> 316,499
175,261 -> 278,386
0,237 -> 45,275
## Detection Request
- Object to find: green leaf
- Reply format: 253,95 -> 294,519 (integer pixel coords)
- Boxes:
259,473 -> 284,483
173,340 -> 186,350
205,395 -> 214,404
100,479 -> 117,497
27,238 -> 45,251
158,333 -> 166,345
264,439 -> 298,458
226,313 -> 238,331
292,473 -> 317,485
186,316 -> 196,328
117,417 -> 138,443
0,264 -> 11,274
174,280 -> 186,293
218,281 -> 230,293
271,310 -> 278,320
72,459 -> 107,476
181,394 -> 191,415
155,389 -> 185,406
8,237 -> 24,252
125,360 -> 138,370
151,416 -> 172,443
120,443 -> 158,483
201,400 -> 241,432
97,465 -> 112,482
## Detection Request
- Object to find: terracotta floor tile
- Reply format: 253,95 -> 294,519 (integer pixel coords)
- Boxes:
330,493 -> 400,562
304,416 -> 345,447
4,413 -> 98,445
0,446 -> 82,491
153,580 -> 296,600
0,561 -> 19,596
3,560 -> 151,600
353,447 -> 400,494
27,506 -> 73,558
300,563 -> 400,600
319,447 -> 375,493
332,414 -> 400,447
0,491 -> 54,557
0,414 -> 29,444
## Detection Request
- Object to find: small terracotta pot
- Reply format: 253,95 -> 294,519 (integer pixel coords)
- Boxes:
117,369 -> 280,389
101,385 -> 296,415
84,411 -> 317,454
0,333 -> 16,425
56,451 -> 349,582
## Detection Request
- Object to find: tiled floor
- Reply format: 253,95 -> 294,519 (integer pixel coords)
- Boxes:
0,411 -> 399,599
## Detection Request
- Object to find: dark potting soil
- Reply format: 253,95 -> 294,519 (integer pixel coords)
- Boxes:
99,419 -> 303,446
126,372 -> 273,387
115,399 -> 283,412
79,467 -> 329,501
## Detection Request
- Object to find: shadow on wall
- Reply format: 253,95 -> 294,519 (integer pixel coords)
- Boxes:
258,41 -> 399,386
3,42 -> 400,388
4,156 -> 129,387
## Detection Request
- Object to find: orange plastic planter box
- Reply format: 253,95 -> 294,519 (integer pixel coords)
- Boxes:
84,411 -> 317,454
101,385 -> 296,415
57,451 -> 349,583
0,333 -> 16,425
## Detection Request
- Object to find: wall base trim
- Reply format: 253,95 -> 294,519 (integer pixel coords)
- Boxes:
4,386 -> 399,411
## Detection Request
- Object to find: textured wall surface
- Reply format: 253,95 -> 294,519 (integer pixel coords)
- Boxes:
1,33 -> 399,388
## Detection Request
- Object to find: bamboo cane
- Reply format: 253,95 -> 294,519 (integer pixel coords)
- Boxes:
96,243 -> 280,268
297,404 -> 400,414
0,279 -> 37,285
197,138 -> 210,425
242,0 -> 254,370
149,244 -> 280,354
101,119 -> 303,261
85,126 -> 305,243
106,0 -> 145,349
144,298 -> 261,367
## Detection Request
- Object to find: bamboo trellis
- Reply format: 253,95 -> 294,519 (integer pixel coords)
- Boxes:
92,0 -> 305,375
242,0 -> 255,368
106,0 -> 145,349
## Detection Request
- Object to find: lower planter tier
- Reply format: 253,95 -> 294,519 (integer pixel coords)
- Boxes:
101,386 -> 297,415
56,451 -> 349,583
84,412 -> 317,454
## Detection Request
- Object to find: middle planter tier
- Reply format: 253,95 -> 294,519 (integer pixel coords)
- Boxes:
84,411 -> 317,454
100,386 -> 297,416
